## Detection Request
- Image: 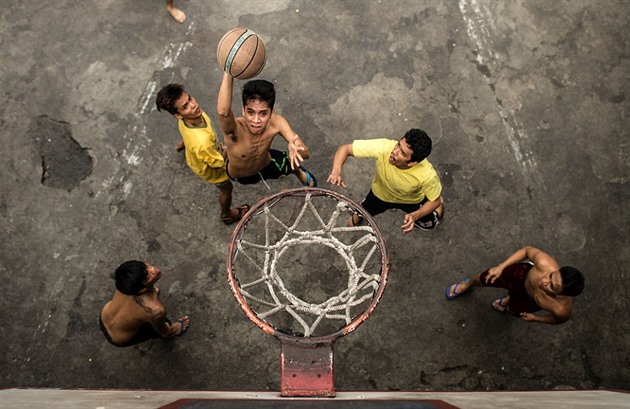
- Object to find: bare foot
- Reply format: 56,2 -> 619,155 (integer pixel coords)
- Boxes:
167,7 -> 186,24
175,140 -> 185,152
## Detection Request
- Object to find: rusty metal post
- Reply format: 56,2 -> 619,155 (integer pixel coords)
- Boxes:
280,341 -> 335,397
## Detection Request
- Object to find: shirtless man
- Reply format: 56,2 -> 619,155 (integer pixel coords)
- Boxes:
216,72 -> 317,187
445,246 -> 585,324
100,260 -> 190,347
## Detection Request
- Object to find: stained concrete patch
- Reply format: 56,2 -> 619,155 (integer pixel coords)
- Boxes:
32,115 -> 93,191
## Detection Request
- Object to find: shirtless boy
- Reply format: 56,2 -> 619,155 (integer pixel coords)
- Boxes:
445,246 -> 585,324
216,72 -> 317,187
100,261 -> 190,347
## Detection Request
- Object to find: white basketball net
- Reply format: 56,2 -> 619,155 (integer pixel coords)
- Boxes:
233,192 -> 383,337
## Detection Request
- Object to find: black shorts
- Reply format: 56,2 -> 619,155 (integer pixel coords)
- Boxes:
360,190 -> 440,230
227,149 -> 292,185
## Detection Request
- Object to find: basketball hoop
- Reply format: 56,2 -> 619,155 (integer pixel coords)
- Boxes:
227,187 -> 389,397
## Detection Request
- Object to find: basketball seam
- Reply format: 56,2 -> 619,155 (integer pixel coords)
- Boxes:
237,38 -> 259,78
226,30 -> 257,78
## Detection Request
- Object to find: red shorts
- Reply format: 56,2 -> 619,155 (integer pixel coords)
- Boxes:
480,263 -> 540,314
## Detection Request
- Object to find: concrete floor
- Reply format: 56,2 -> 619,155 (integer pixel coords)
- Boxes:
1,0 -> 629,395
1,389 -> 629,409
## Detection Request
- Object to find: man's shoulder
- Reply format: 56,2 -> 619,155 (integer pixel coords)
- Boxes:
353,138 -> 395,156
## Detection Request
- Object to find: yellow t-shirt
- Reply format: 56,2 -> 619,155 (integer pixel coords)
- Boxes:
178,111 -> 228,184
352,138 -> 442,204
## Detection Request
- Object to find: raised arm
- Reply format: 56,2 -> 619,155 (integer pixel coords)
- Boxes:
274,114 -> 310,169
217,72 -> 237,135
327,143 -> 354,189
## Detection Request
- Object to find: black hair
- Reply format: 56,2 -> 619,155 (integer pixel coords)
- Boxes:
559,266 -> 585,297
156,83 -> 186,115
403,128 -> 432,163
242,79 -> 275,111
114,260 -> 148,296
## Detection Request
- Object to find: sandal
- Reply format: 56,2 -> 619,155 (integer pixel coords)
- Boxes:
299,165 -> 318,187
492,295 -> 510,312
347,213 -> 364,227
222,204 -> 250,225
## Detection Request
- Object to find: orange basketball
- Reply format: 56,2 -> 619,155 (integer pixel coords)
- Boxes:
217,28 -> 267,80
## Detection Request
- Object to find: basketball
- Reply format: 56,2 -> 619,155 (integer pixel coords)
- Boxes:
217,28 -> 266,80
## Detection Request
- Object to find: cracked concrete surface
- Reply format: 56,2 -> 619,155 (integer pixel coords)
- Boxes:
1,0 -> 629,393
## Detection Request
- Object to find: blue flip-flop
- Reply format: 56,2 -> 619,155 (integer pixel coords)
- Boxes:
445,278 -> 471,300
492,296 -> 509,312
299,165 -> 317,187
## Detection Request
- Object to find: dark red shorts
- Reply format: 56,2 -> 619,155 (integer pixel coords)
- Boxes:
480,262 -> 541,314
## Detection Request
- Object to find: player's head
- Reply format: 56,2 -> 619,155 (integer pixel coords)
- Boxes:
404,129 -> 432,163
114,260 -> 148,295
156,83 -> 186,115
242,79 -> 275,111
559,266 -> 585,297
241,80 -> 275,134
156,83 -> 202,121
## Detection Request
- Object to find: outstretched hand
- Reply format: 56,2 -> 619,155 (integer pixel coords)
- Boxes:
327,171 -> 347,188
288,137 -> 305,170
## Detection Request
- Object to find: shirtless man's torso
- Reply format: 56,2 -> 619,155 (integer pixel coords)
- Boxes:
217,73 -> 315,185
100,262 -> 189,347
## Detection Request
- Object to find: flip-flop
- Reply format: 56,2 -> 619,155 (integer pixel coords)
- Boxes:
174,318 -> 190,337
299,165 -> 317,187
222,204 -> 250,225
445,278 -> 471,300
492,296 -> 509,312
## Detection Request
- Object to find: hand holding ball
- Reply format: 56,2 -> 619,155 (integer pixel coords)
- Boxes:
217,28 -> 266,79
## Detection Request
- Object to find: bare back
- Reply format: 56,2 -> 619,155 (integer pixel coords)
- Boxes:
100,288 -> 166,344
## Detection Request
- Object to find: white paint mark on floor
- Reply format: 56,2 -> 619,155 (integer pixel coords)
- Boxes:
459,0 -> 544,191
94,21 -> 195,201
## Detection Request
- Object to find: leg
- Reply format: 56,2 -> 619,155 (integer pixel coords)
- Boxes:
217,180 -> 234,220
216,181 -> 249,225
166,0 -> 186,23
348,190 -> 388,227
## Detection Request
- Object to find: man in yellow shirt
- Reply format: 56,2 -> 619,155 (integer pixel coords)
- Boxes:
156,83 -> 248,224
328,129 -> 444,234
